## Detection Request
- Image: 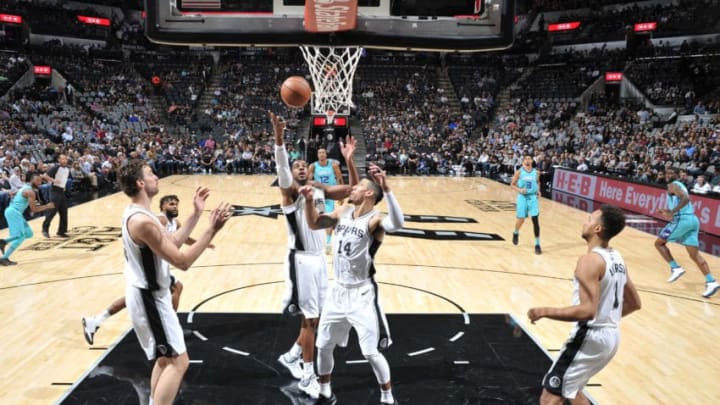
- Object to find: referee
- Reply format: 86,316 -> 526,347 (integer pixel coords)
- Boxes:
42,154 -> 70,238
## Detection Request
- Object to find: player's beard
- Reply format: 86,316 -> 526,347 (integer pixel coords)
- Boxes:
166,210 -> 179,219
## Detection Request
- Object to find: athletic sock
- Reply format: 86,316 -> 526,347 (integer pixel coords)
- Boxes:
97,309 -> 111,323
303,361 -> 314,377
706,274 -> 716,283
669,260 -> 680,269
319,382 -> 332,398
288,343 -> 302,360
534,237 -> 540,246
380,388 -> 394,404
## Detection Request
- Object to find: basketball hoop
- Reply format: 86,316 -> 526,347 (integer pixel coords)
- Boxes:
299,46 -> 363,119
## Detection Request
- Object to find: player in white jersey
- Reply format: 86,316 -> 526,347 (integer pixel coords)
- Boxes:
301,163 -> 404,405
528,205 -> 641,404
270,111 -> 359,399
81,195 -> 214,345
118,160 -> 231,405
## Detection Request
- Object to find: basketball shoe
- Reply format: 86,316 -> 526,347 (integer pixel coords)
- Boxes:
278,353 -> 303,379
703,281 -> 720,298
82,317 -> 100,345
667,267 -> 686,283
298,374 -> 320,399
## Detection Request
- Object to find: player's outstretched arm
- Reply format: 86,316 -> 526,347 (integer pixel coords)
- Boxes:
131,202 -> 232,271
171,186 -> 208,247
369,163 -> 404,233
269,111 -> 296,203
341,135 -> 359,187
300,185 -> 339,230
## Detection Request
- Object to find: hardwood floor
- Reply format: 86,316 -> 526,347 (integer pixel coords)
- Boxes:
0,174 -> 717,404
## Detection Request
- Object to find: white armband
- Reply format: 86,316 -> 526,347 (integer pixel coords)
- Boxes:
275,145 -> 293,188
381,191 -> 404,232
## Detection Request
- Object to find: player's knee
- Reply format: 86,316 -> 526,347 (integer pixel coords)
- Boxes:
539,388 -> 563,405
364,352 -> 391,385
654,238 -> 666,248
302,317 -> 319,329
176,354 -> 190,373
317,346 -> 335,375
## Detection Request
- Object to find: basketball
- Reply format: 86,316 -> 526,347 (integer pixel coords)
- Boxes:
280,76 -> 312,108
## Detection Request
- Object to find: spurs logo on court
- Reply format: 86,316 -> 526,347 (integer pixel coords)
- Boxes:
231,204 -> 283,218
233,202 -> 503,241
23,226 -> 121,252
465,199 -> 516,212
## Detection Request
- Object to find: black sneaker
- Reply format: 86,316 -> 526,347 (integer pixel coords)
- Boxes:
315,394 -> 337,405
535,245 -> 542,255
512,233 -> 518,245
0,239 -> 6,255
0,258 -> 17,266
42,231 -> 50,238
56,233 -> 70,238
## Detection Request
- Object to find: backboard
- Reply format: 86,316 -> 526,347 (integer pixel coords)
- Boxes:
145,0 -> 514,52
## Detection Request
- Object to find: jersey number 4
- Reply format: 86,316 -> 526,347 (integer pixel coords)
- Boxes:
337,240 -> 351,256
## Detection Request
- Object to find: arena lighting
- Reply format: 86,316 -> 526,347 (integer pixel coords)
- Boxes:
547,21 -> 581,32
77,15 -> 111,26
605,72 -> 623,82
634,22 -> 657,32
33,66 -> 52,75
0,13 -> 22,24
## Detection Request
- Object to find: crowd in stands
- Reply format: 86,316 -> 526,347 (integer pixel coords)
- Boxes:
542,0 -> 720,44
0,1 -> 718,229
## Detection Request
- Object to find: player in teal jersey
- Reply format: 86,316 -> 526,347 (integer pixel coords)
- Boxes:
308,147 -> 344,254
655,168 -> 719,298
511,154 -> 542,254
0,172 -> 55,266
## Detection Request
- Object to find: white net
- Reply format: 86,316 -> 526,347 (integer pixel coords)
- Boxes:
299,46 -> 363,117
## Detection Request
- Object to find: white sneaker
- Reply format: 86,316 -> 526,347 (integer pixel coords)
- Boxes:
82,317 -> 99,345
278,353 -> 303,379
667,267 -> 686,283
703,281 -> 720,298
298,374 -> 320,399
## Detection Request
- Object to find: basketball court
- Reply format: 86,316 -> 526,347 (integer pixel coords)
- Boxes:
1,1 -> 717,403
0,175 -> 718,404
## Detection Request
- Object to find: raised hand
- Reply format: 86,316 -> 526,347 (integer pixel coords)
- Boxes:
298,184 -> 314,200
268,111 -> 286,144
368,163 -> 387,191
193,187 -> 210,214
209,202 -> 233,232
340,135 -> 357,161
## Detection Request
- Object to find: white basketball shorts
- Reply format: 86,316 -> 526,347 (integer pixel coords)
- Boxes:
316,281 -> 392,356
282,250 -> 328,319
126,285 -> 186,361
543,323 -> 619,399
